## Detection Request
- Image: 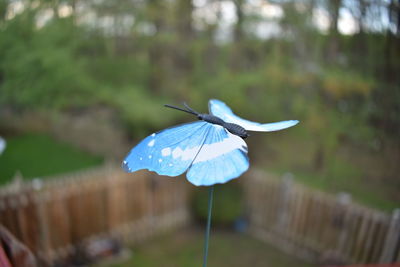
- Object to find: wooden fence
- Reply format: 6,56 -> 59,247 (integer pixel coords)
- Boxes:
1,166 -> 399,266
243,170 -> 400,265
0,166 -> 190,266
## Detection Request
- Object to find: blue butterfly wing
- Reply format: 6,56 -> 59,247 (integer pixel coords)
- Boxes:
186,125 -> 249,186
122,121 -> 211,177
208,99 -> 299,132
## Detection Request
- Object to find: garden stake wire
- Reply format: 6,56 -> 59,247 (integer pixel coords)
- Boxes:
202,185 -> 214,267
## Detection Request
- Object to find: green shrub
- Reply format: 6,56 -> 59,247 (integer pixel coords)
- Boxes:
191,183 -> 244,227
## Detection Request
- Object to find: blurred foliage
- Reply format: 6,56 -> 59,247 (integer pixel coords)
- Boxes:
0,13 -> 95,109
192,183 -> 243,226
0,0 -> 399,207
322,68 -> 374,99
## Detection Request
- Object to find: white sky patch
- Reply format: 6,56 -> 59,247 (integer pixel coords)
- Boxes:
338,8 -> 359,35
244,0 -> 283,39
244,0 -> 283,19
193,0 -> 207,8
6,1 -> 25,20
193,0 -> 237,42
193,0 -> 219,25
75,1 -> 135,36
5,0 -> 72,26
248,21 -> 281,40
136,22 -> 157,36
36,9 -> 54,28
59,4 -> 73,18
193,0 -> 283,41
313,7 -> 330,33
218,1 -> 237,28
75,5 -> 96,26
313,7 -> 359,35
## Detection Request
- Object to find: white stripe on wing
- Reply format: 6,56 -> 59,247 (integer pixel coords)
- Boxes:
193,128 -> 247,164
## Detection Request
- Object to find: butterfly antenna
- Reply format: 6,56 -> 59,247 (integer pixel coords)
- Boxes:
183,102 -> 201,115
164,104 -> 198,116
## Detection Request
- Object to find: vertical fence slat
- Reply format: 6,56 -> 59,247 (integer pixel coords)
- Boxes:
369,217 -> 388,263
379,209 -> 400,263
45,186 -> 71,258
36,190 -> 52,264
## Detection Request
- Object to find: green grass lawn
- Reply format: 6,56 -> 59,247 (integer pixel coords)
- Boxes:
105,229 -> 314,267
0,134 -> 103,184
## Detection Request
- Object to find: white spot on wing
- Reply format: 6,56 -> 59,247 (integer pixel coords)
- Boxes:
169,163 -> 173,167
148,155 -> 152,159
148,139 -> 155,147
151,133 -> 156,137
161,147 -> 171,156
158,159 -> 162,163
140,157 -> 143,160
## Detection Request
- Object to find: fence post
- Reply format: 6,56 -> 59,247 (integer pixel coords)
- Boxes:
276,174 -> 293,232
35,189 -> 52,265
379,209 -> 400,263
336,192 -> 352,256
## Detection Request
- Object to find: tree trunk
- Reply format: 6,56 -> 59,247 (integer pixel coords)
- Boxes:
233,0 -> 244,42
176,0 -> 194,40
53,0 -> 60,19
327,0 -> 342,62
0,0 -> 8,22
174,0 -> 194,73
147,0 -> 167,93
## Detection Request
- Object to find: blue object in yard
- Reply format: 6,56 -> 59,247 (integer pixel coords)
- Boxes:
0,137 -> 6,155
122,99 -> 299,186
234,217 -> 248,233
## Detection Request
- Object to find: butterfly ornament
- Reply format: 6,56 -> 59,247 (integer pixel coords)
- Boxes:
122,99 -> 299,186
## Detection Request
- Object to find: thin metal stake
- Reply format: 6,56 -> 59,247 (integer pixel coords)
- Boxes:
203,185 -> 214,267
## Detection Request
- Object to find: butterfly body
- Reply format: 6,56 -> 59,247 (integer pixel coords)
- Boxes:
197,113 -> 249,139
123,99 -> 299,186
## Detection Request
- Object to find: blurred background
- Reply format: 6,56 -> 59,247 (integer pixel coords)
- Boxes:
0,0 -> 399,266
